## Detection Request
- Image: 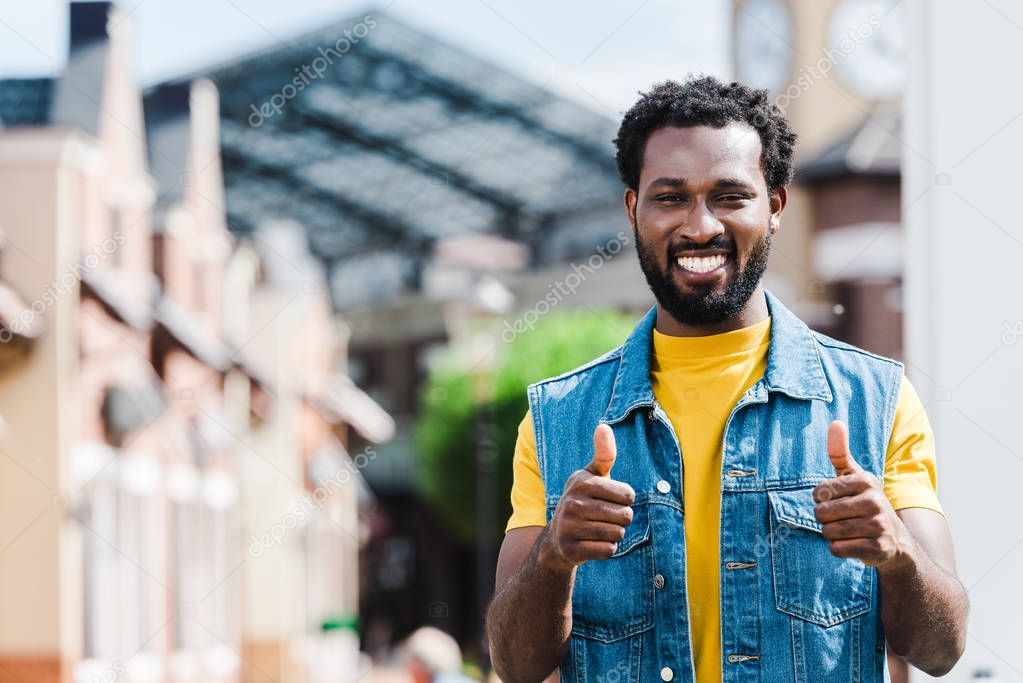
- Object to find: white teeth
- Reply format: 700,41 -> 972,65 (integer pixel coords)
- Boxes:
676,254 -> 727,274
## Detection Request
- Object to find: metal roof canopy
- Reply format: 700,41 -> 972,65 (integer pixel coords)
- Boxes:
200,10 -> 623,309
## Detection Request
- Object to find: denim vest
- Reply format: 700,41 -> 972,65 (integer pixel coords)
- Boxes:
528,291 -> 902,683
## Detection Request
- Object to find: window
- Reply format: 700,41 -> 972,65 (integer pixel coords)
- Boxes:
73,442 -> 120,678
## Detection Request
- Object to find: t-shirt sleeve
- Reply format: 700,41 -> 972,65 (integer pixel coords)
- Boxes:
882,374 -> 944,515
505,409 -> 548,532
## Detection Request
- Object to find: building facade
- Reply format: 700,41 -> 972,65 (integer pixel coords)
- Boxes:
0,4 -> 390,682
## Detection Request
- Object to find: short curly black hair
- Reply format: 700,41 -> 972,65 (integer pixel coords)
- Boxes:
614,76 -> 797,193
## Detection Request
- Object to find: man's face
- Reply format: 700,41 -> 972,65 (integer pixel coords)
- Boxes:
625,123 -> 786,327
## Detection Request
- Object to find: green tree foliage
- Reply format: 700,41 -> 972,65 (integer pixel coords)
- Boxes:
415,309 -> 637,543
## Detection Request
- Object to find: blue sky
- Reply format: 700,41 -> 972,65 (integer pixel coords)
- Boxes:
0,0 -> 731,113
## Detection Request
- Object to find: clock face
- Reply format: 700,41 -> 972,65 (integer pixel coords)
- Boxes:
735,0 -> 793,94
828,0 -> 906,100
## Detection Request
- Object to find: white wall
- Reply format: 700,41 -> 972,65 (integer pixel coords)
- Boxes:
904,1 -> 1023,680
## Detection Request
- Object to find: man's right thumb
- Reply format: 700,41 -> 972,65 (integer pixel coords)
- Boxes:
586,423 -> 617,477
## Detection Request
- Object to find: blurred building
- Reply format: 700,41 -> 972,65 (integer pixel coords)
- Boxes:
200,9 -> 655,655
218,220 -> 393,683
0,3 -> 169,679
0,3 -> 391,682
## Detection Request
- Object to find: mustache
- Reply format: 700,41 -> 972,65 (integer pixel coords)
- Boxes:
668,236 -> 735,256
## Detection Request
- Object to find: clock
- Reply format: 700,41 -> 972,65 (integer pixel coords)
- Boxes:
827,0 -> 906,100
735,0 -> 793,95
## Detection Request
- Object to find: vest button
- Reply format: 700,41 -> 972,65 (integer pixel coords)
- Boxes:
660,666 -> 674,681
656,480 -> 671,494
653,573 -> 665,589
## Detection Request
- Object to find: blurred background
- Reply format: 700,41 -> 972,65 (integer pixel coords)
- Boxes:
0,0 -> 1019,681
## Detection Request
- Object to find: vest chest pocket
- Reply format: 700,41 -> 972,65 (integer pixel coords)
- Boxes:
767,487 -> 873,627
563,501 -> 655,642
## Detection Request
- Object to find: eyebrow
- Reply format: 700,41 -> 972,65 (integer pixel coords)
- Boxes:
647,176 -> 757,191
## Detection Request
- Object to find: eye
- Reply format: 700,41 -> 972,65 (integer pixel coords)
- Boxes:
655,193 -> 686,203
718,194 -> 751,203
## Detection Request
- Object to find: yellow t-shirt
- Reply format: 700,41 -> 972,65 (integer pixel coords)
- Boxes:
505,316 -> 942,683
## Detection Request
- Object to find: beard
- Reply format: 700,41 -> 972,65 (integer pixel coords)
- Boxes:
635,222 -> 772,327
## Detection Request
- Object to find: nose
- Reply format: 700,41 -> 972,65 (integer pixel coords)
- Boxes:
679,202 -> 725,245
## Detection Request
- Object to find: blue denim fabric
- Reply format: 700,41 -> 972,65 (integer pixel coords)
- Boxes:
528,291 -> 902,682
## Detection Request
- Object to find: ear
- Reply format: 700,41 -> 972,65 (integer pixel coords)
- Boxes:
624,187 -> 638,230
768,186 -> 788,235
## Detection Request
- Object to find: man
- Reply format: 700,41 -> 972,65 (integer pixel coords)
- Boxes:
486,76 -> 968,683
403,627 -> 473,683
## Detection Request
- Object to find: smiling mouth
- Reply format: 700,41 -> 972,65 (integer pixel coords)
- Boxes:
675,253 -> 729,274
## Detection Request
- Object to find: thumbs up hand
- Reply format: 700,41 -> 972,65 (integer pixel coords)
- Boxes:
545,423 -> 636,569
813,420 -> 912,568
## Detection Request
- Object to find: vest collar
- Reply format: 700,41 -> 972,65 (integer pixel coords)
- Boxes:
601,289 -> 833,425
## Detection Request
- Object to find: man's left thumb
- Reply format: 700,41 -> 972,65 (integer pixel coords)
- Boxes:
827,420 -> 862,475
